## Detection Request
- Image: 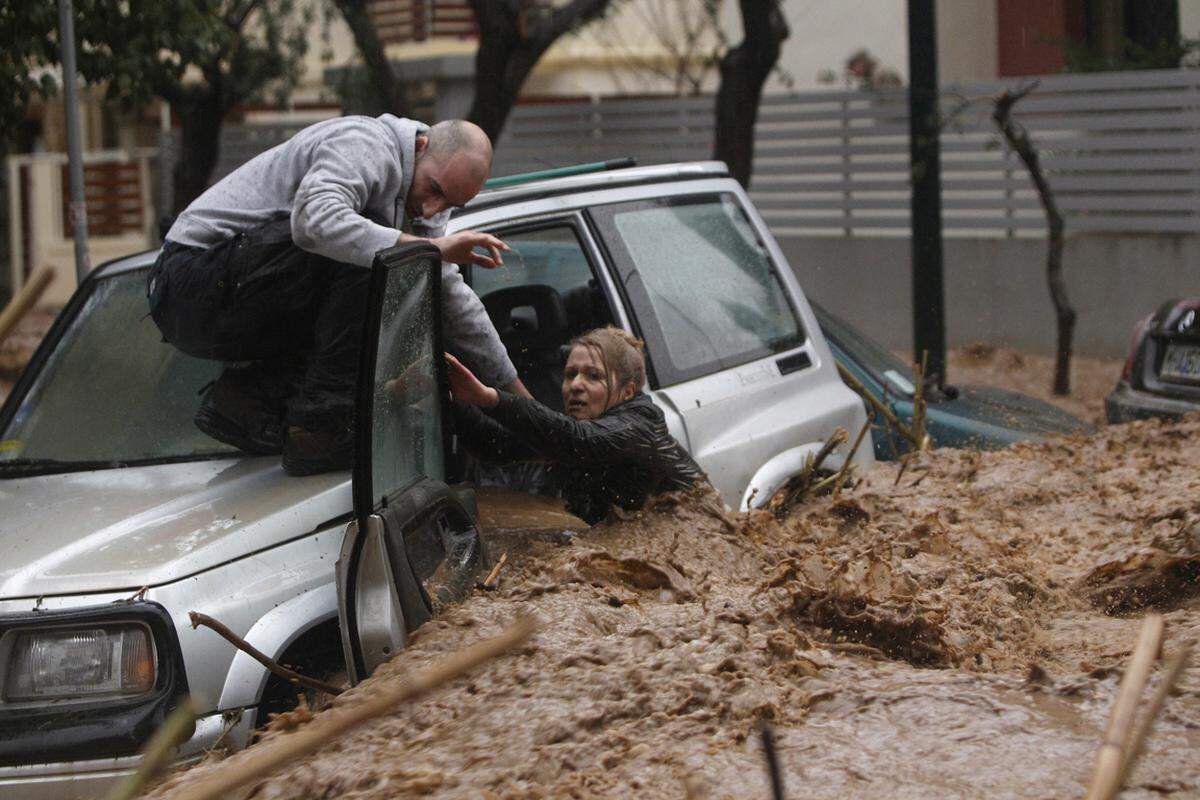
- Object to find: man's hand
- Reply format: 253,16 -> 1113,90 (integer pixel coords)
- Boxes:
445,353 -> 500,408
433,231 -> 509,269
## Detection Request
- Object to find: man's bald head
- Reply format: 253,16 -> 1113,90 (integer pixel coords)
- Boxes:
427,120 -> 492,178
408,120 -> 494,219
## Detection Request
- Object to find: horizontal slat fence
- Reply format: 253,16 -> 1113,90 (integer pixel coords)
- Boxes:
367,0 -> 475,44
155,69 -> 1200,238
60,161 -> 144,236
493,69 -> 1200,236
492,95 -> 715,176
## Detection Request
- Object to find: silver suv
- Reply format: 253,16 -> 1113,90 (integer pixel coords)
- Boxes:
0,161 -> 870,797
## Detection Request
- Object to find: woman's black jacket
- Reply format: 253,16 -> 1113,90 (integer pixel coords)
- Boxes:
453,391 -> 706,524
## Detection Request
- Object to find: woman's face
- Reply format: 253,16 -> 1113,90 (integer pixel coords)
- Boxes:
562,345 -> 628,420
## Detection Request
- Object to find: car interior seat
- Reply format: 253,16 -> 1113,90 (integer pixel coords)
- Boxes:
481,284 -> 570,411
561,279 -> 612,340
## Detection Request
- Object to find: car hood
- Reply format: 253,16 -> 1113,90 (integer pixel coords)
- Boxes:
933,384 -> 1092,441
0,458 -> 351,600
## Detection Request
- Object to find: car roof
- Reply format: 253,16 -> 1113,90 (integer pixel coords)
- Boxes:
456,161 -> 731,216
93,162 -> 731,277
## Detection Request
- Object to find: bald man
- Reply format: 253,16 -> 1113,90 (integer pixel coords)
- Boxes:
148,116 -> 524,475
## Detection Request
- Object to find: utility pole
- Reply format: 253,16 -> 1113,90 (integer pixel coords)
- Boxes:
57,0 -> 91,283
907,0 -> 945,390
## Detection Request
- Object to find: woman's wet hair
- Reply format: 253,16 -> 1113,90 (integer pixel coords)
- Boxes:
566,326 -> 646,392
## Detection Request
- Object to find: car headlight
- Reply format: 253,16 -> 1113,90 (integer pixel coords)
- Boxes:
4,624 -> 156,702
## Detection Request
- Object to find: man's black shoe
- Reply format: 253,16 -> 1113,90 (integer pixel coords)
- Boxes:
281,425 -> 354,476
194,368 -> 286,455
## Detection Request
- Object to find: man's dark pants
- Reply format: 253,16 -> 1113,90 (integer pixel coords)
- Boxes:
147,216 -> 370,441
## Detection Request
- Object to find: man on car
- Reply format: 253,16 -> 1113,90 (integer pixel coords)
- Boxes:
147,116 -> 524,475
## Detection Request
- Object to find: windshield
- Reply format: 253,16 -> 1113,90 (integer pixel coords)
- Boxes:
0,267 -> 235,470
811,302 -> 917,398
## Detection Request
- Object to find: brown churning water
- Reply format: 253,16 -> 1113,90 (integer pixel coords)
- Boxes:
151,417 -> 1200,799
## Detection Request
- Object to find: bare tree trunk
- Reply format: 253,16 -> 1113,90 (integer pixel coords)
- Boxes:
466,0 -> 612,144
171,88 -> 227,213
332,0 -> 410,116
1094,0 -> 1125,68
993,85 -> 1076,396
466,0 -> 525,142
712,0 -> 788,188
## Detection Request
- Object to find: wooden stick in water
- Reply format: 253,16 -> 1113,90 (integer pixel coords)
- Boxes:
1084,614 -> 1165,800
104,697 -> 197,800
912,351 -> 929,452
190,612 -> 343,697
759,720 -> 786,800
172,616 -> 536,800
481,551 -> 508,590
1112,641 -> 1191,796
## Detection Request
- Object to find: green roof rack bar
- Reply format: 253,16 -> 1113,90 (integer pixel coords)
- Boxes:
483,158 -> 637,190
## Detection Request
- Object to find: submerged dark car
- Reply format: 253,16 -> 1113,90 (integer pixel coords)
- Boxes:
1106,298 -> 1200,423
814,303 -> 1092,460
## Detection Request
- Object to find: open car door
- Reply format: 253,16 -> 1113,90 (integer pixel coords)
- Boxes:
336,243 -> 486,686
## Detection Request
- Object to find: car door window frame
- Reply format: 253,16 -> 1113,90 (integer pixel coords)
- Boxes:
341,243 -> 487,684
463,215 -> 610,315
587,193 -> 808,389
463,214 -> 654,383
353,242 -> 450,524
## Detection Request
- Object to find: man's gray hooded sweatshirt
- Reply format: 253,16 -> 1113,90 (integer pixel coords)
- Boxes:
166,114 -> 517,387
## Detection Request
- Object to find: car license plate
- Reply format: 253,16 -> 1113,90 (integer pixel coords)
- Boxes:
1161,343 -> 1200,383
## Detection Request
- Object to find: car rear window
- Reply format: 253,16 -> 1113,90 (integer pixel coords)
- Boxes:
590,193 -> 804,386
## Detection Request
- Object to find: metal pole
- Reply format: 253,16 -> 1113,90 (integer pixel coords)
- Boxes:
57,0 -> 90,282
907,0 -> 945,390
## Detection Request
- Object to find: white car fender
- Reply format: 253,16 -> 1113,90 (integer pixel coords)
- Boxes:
740,442 -> 848,511
216,582 -> 338,711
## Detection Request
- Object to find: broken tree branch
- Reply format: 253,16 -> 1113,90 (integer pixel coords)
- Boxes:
769,428 -> 848,517
833,414 -> 874,498
993,82 -> 1075,396
189,612 -> 343,697
836,362 -> 921,448
171,616 -> 537,800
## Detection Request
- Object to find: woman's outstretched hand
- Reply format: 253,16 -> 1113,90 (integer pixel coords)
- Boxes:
445,353 -> 500,408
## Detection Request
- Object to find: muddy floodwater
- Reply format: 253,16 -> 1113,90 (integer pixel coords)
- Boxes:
151,417 -> 1200,799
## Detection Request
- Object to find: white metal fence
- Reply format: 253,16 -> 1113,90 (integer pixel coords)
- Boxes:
753,70 -> 1200,236
491,95 -> 715,174
147,68 -> 1200,241
492,69 -> 1200,237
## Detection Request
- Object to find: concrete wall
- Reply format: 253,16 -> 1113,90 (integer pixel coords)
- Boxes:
778,233 -> 1200,358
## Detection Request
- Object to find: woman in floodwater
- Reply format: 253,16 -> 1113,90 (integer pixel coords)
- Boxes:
446,326 -> 707,524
